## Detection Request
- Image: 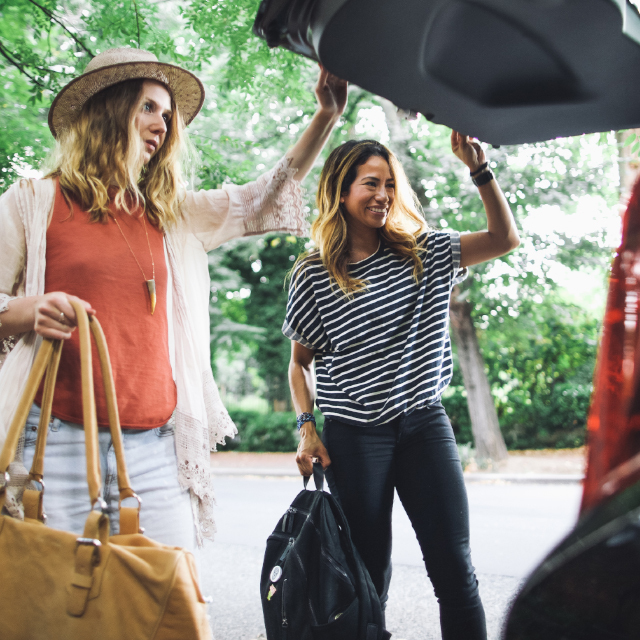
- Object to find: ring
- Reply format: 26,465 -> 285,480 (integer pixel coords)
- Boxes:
59,312 -> 66,324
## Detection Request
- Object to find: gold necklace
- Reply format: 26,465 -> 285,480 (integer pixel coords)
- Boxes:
109,212 -> 157,314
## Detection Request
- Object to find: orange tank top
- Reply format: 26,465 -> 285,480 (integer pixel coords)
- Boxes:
35,181 -> 177,429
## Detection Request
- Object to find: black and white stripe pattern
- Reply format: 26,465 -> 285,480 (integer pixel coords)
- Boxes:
283,231 -> 466,426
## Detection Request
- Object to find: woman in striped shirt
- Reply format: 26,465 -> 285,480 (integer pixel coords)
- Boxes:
283,135 -> 519,640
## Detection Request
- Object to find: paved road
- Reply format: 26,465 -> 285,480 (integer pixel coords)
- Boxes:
199,475 -> 582,640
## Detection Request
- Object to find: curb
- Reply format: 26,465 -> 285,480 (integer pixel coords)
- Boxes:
211,468 -> 300,477
211,468 -> 584,484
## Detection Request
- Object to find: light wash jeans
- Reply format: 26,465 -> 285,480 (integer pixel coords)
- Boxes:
22,404 -> 197,555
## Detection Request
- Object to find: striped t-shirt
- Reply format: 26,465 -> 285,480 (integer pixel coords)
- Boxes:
282,230 -> 467,426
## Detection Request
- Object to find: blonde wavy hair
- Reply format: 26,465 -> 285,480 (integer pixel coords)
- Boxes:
45,79 -> 188,230
298,140 -> 429,297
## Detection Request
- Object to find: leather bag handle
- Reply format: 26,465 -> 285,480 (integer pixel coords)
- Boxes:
0,301 -> 139,528
0,339 -> 56,512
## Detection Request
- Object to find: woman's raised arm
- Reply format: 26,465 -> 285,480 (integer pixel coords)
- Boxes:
285,66 -> 348,182
450,131 -> 520,268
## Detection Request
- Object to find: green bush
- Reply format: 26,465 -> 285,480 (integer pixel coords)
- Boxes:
224,410 -> 325,452
499,382 -> 591,449
445,297 -> 598,451
441,380 -> 474,446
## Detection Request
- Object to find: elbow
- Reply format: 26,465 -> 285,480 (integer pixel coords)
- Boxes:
492,232 -> 520,257
500,225 -> 520,254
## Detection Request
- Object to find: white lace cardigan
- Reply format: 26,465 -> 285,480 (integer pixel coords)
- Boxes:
0,157 -> 307,544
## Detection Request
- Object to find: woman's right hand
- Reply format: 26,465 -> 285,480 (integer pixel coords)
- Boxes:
296,423 -> 332,476
33,292 -> 95,340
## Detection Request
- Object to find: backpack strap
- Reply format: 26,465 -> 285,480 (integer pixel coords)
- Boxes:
303,461 -> 325,491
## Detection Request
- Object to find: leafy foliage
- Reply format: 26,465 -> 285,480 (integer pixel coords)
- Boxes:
445,297 -> 599,449
225,409 -> 325,452
220,233 -> 308,408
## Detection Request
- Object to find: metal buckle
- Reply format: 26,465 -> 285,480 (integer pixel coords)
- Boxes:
91,498 -> 108,513
35,478 -> 47,523
76,537 -> 102,547
29,477 -> 45,494
118,492 -> 142,511
0,471 -> 10,490
31,478 -> 47,524
119,492 -> 144,534
76,537 -> 102,565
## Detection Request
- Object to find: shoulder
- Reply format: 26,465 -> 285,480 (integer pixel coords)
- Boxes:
291,252 -> 324,283
422,229 -> 459,251
288,253 -> 326,301
1,178 -> 53,221
13,177 -> 55,198
2,177 -> 55,207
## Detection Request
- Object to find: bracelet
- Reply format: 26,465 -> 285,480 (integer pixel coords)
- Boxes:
472,169 -> 494,187
469,162 -> 488,177
296,412 -> 316,431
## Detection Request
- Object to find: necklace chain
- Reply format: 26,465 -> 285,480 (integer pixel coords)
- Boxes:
109,212 -> 155,281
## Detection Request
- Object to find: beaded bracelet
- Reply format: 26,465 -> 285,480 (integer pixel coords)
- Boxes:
296,412 -> 316,431
472,169 -> 494,187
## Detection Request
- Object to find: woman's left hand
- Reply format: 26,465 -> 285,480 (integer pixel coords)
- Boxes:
451,130 -> 486,173
315,65 -> 348,118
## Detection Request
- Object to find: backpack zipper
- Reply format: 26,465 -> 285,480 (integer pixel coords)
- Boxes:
279,537 -> 295,563
282,578 -> 288,631
320,547 -> 352,584
281,507 -> 297,533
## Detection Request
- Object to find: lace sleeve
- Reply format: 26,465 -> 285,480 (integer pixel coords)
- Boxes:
180,156 -> 310,253
0,294 -> 17,368
235,156 -> 309,238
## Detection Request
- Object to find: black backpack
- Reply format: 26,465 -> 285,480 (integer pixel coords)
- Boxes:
260,463 -> 391,640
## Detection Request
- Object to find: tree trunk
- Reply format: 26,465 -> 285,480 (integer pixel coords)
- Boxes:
449,287 -> 508,462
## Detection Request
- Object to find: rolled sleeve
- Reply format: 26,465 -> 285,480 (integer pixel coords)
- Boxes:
449,230 -> 468,285
282,319 -> 316,350
282,263 -> 328,351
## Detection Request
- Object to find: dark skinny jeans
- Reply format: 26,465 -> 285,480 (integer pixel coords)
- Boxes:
322,402 -> 487,640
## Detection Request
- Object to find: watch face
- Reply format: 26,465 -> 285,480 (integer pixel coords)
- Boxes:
270,565 -> 283,583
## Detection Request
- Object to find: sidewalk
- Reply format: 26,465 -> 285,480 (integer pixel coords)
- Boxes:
210,447 -> 586,483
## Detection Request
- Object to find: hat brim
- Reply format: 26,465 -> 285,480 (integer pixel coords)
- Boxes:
48,60 -> 205,138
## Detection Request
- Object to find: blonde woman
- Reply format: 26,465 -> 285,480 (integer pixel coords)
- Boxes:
284,137 -> 519,640
0,48 -> 347,551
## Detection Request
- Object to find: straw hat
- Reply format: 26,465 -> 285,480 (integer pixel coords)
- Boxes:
48,47 -> 205,138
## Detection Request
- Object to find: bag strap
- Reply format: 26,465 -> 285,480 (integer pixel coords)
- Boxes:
303,461 -> 325,491
0,339 -> 56,512
22,338 -> 63,522
87,315 -> 141,533
1,301 -> 141,533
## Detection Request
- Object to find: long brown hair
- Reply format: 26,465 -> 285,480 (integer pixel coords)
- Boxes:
45,79 -> 187,229
298,140 -> 429,297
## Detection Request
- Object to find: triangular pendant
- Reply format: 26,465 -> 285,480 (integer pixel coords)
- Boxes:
146,279 -> 156,315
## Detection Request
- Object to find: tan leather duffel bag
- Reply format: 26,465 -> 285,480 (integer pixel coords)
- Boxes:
0,301 -> 211,639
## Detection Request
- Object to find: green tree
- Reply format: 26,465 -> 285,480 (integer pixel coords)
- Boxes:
221,233 -> 307,410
